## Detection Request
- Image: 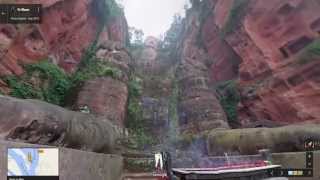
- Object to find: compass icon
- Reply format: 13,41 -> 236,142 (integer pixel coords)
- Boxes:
305,139 -> 315,150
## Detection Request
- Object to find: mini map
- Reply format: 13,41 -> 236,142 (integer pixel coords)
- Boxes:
7,148 -> 59,176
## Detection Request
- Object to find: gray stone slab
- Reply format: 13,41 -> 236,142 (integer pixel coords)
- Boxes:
0,140 -> 123,180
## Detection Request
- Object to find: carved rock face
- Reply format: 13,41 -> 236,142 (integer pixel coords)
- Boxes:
175,8 -> 230,134
0,96 -> 121,153
73,77 -> 129,127
201,0 -> 320,124
207,123 -> 320,155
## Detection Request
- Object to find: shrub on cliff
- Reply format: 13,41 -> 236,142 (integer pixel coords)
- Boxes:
2,44 -> 123,106
128,27 -> 144,52
72,42 -> 122,86
297,40 -> 320,65
216,80 -> 240,127
159,14 -> 183,54
126,76 -> 155,149
72,59 -> 122,85
3,60 -> 71,105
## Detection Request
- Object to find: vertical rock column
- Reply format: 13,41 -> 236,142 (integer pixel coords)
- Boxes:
177,46 -> 230,134
176,10 -> 230,135
72,41 -> 131,127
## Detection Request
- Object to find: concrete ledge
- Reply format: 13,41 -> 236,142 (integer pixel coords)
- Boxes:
0,140 -> 123,180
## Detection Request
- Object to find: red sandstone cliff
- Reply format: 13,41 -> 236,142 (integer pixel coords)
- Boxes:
176,6 -> 230,134
1,0 -> 319,133
0,0 -> 130,128
0,0 -> 128,78
195,0 -> 320,125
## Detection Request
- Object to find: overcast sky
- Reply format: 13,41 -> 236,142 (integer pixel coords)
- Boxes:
120,0 -> 189,38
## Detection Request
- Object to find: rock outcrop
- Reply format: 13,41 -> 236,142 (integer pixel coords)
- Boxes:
0,95 -> 122,153
73,77 -> 128,127
132,37 -> 175,143
200,3 -> 242,83
193,0 -> 320,126
223,0 -> 320,125
71,41 -> 131,127
176,5 -> 230,134
0,0 -> 128,77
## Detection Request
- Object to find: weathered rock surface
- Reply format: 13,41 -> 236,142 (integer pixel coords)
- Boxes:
140,97 -> 170,141
132,37 -> 175,143
0,140 -> 123,180
96,40 -> 132,82
207,123 -> 320,155
73,77 -> 128,127
72,41 -> 131,127
0,95 -> 122,153
176,7 -> 229,134
200,2 -> 242,83
228,0 -> 320,125
0,0 -> 128,77
135,36 -> 163,75
194,0 -> 320,125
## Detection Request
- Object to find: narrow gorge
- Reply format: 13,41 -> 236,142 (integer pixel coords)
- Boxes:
0,0 -> 320,179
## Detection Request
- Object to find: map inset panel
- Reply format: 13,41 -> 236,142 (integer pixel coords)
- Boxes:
7,148 -> 59,176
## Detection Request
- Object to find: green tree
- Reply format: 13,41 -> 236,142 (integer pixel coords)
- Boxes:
129,27 -> 144,44
160,13 -> 183,51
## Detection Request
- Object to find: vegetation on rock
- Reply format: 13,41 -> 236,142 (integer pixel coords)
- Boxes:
297,40 -> 320,65
2,43 -> 122,106
128,27 -> 145,55
159,14 -> 184,53
2,61 -> 71,105
126,76 -> 154,149
73,52 -> 122,85
168,79 -> 180,142
216,80 -> 240,126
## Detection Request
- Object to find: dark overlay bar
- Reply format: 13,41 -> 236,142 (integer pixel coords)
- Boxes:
268,169 -> 313,177
7,176 -> 59,180
0,4 -> 42,24
306,151 -> 313,168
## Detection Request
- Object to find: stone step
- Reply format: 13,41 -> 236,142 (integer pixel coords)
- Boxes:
0,140 -> 123,180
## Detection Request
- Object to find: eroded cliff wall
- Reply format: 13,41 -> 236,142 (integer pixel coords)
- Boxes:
0,0 -> 128,77
188,0 -> 320,126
